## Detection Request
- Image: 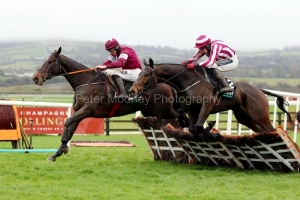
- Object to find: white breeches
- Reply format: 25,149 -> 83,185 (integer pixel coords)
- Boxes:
207,55 -> 238,72
102,68 -> 141,82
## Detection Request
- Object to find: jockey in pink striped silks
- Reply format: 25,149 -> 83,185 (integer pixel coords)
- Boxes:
182,35 -> 238,93
95,38 -> 142,98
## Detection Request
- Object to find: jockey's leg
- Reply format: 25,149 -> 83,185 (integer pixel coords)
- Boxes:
113,75 -> 128,98
209,63 -> 233,93
212,68 -> 233,93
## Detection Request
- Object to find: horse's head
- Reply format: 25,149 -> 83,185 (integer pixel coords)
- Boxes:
129,58 -> 157,98
33,47 -> 63,85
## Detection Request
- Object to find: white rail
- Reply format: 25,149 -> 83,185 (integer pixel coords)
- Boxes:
211,89 -> 300,141
1,89 -> 300,141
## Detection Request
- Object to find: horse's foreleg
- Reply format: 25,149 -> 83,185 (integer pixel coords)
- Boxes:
47,121 -> 80,162
172,108 -> 189,128
48,108 -> 92,162
195,105 -> 218,139
187,112 -> 198,134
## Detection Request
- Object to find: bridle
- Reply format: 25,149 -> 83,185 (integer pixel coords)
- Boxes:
37,55 -> 63,81
132,67 -> 156,95
132,66 -> 190,96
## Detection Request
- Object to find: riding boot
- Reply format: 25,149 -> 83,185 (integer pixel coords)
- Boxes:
212,68 -> 233,93
113,75 -> 129,98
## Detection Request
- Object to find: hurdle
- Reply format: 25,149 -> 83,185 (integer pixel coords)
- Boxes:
134,117 -> 300,173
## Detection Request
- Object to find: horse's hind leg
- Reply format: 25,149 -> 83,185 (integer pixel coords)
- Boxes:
233,109 -> 275,133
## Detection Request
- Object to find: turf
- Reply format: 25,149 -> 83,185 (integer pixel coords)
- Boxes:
0,134 -> 300,200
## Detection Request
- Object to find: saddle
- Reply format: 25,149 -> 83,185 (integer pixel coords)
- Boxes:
194,67 -> 235,99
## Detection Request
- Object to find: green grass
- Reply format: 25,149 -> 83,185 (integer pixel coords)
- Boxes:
1,134 -> 300,200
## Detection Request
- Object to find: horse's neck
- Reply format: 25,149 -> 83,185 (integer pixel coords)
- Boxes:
156,65 -> 187,84
156,65 -> 210,91
60,56 -> 97,89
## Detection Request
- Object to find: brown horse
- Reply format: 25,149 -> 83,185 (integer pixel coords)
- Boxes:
129,58 -> 293,139
32,47 -> 188,161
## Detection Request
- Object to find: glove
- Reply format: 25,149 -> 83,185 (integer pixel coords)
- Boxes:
181,61 -> 188,65
95,65 -> 107,70
187,63 -> 198,69
181,60 -> 193,65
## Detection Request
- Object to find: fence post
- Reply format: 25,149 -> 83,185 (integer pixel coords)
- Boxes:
105,118 -> 110,136
277,113 -> 282,125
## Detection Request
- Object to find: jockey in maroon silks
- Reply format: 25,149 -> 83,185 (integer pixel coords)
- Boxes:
96,38 -> 142,98
182,35 -> 238,93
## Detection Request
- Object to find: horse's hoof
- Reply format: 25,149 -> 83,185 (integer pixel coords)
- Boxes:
212,133 -> 223,140
47,156 -> 56,162
189,129 -> 197,135
63,147 -> 69,154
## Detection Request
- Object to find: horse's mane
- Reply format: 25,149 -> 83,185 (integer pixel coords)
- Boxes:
60,55 -> 89,69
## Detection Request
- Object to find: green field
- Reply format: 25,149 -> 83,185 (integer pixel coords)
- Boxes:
1,94 -> 300,199
1,135 -> 300,200
0,41 -> 100,71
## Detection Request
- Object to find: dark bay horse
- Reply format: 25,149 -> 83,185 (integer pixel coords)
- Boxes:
32,47 -> 188,161
129,58 -> 293,139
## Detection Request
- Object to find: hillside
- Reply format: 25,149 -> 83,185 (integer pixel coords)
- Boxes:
0,40 -> 195,74
1,40 -> 300,77
1,41 -> 300,94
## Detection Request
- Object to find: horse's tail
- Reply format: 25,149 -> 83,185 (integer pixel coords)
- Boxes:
261,89 -> 293,124
296,111 -> 300,123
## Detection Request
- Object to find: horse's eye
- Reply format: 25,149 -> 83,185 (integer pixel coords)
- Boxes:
145,73 -> 150,77
48,60 -> 53,64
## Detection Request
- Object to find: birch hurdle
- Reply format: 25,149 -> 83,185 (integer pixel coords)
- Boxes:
134,117 -> 300,173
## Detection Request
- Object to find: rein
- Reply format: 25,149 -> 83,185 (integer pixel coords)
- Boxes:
52,67 -> 97,77
57,68 -> 96,76
139,66 -> 197,94
38,55 -> 106,90
38,55 -> 98,79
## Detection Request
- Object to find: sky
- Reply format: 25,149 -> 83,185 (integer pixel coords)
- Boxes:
0,0 -> 299,51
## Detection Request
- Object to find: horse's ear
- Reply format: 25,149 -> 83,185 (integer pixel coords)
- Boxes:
149,58 -> 154,69
143,59 -> 149,66
56,47 -> 62,55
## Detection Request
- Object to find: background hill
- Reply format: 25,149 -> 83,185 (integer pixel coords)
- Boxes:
0,41 -> 300,93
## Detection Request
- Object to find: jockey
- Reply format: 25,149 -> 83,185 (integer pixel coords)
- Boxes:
182,35 -> 238,93
96,38 -> 142,98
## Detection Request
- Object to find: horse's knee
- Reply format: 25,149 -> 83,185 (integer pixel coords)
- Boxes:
195,123 -> 204,131
64,118 -> 73,127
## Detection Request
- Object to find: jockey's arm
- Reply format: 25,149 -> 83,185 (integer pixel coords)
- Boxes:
199,44 -> 221,67
106,58 -> 126,69
187,50 -> 205,64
